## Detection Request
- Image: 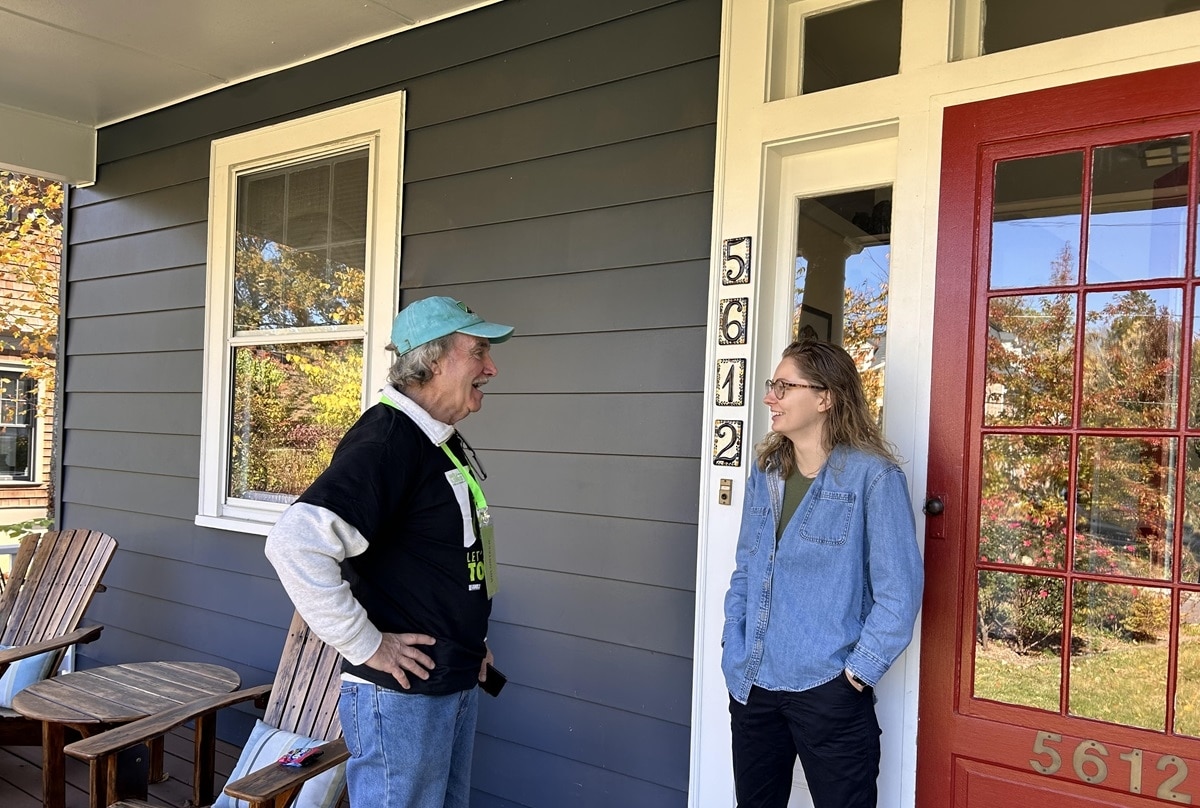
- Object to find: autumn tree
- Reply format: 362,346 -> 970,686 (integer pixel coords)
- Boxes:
227,234 -> 366,499
0,171 -> 62,391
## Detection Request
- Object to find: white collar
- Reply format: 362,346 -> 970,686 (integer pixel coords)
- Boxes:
380,385 -> 454,446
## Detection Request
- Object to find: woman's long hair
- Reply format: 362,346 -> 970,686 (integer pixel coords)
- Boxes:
756,339 -> 897,475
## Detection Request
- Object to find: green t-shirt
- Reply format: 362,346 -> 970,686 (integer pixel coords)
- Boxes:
777,472 -> 814,542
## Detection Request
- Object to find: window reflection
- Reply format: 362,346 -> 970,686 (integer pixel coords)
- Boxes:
1082,288 -> 1182,429
985,294 -> 1076,426
1075,437 -> 1176,581
234,151 -> 368,333
1086,137 -> 1190,284
229,341 -> 363,501
974,570 -> 1063,712
977,0 -> 1199,56
802,0 -> 901,94
793,187 -> 891,423
1070,581 -> 1169,731
991,152 -> 1083,289
979,435 -> 1070,570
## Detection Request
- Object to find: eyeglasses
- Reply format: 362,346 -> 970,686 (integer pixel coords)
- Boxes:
764,379 -> 826,399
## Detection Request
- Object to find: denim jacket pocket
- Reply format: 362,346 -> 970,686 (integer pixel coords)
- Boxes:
797,490 -> 855,545
745,506 -> 771,554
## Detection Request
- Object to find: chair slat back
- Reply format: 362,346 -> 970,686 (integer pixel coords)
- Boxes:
262,611 -> 343,742
0,530 -> 117,648
0,534 -> 40,628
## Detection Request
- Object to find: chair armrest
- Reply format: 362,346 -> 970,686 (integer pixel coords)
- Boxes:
64,683 -> 274,761
0,624 -> 104,677
222,738 -> 349,806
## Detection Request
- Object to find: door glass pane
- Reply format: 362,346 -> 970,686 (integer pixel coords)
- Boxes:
1070,581 -> 1170,731
974,570 -> 1063,711
984,294 -> 1076,426
793,187 -> 891,423
991,152 -> 1083,289
979,0 -> 1194,55
234,149 -> 368,332
1188,290 -> 1200,430
1183,438 -> 1200,583
1086,137 -> 1191,284
229,340 -> 363,501
1082,288 -> 1182,429
979,435 -> 1069,570
801,0 -> 900,94
1075,436 -> 1176,581
1176,590 -> 1200,737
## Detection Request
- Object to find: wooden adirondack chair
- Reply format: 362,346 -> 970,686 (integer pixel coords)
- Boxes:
0,528 -> 118,745
66,610 -> 349,808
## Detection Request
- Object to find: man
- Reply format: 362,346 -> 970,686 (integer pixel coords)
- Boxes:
265,295 -> 513,808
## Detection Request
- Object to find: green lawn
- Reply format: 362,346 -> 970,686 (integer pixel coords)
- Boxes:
974,638 -> 1200,734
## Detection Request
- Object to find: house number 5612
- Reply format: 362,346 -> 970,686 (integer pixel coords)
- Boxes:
1030,730 -> 1192,803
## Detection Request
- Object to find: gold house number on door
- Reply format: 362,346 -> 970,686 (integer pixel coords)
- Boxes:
1030,731 -> 1192,803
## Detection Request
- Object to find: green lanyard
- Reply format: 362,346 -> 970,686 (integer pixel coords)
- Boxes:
440,442 -> 497,598
380,396 -> 497,598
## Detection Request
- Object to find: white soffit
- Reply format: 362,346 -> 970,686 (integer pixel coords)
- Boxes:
0,0 -> 494,184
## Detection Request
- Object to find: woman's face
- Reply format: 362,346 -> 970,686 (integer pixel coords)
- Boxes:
763,357 -> 830,443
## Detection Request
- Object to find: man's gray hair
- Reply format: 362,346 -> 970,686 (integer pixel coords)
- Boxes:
386,333 -> 457,390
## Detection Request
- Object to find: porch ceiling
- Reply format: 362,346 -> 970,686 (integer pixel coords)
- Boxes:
0,0 -> 493,185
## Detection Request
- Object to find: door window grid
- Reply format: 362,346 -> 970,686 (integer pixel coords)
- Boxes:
973,126 -> 1200,736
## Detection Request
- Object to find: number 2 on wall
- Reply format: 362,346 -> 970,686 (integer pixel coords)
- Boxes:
713,420 -> 743,467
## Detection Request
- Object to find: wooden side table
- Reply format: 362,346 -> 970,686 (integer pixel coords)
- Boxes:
12,661 -> 240,808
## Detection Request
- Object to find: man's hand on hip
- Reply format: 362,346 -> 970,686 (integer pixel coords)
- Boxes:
366,632 -> 436,689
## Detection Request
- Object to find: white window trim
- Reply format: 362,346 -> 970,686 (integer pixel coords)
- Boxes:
195,91 -> 404,535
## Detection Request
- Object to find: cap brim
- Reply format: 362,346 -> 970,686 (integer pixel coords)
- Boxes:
458,321 -> 514,344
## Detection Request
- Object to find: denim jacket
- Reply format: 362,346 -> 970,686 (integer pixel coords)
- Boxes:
721,445 -> 924,704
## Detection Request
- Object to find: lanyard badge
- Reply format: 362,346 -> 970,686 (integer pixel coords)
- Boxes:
441,442 -> 498,599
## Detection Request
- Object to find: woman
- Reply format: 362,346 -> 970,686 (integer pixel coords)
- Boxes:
721,340 -> 924,808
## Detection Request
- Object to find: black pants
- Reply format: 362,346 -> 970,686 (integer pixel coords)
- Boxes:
729,678 -> 881,808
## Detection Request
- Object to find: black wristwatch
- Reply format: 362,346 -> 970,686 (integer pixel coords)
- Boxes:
848,670 -> 869,689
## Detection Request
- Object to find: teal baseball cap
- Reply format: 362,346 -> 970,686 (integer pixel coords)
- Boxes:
390,296 -> 514,356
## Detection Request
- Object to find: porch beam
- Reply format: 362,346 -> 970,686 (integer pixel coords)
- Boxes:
0,103 -> 95,186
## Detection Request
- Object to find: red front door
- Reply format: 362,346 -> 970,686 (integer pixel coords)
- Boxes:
919,62 -> 1200,806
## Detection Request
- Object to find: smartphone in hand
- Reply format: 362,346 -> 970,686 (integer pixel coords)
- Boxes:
480,663 -> 507,697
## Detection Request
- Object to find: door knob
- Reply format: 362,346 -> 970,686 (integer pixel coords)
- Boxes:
924,496 -> 944,516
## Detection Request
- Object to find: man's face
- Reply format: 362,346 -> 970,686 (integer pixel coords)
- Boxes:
424,332 -> 498,424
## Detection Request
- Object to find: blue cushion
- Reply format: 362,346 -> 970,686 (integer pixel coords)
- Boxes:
0,644 -> 57,708
214,719 -> 345,808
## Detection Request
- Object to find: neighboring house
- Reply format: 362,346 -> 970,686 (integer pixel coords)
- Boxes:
0,203 -> 56,528
5,1 -> 1200,807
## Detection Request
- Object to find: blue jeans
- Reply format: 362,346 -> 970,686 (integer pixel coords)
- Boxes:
338,680 -> 479,808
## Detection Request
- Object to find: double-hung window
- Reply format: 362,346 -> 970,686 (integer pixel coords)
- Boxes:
0,369 -> 36,482
197,92 -> 404,533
